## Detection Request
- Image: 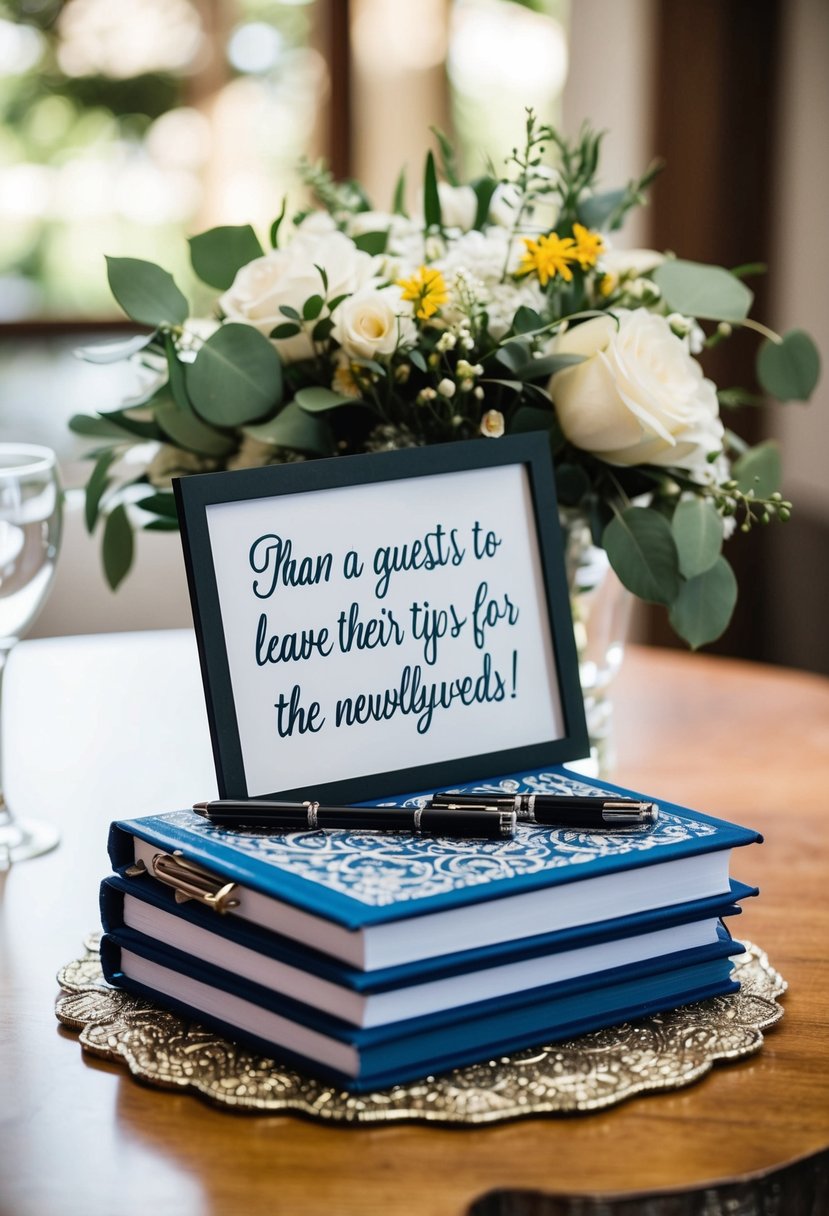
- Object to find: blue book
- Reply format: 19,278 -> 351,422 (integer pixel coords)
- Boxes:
100,925 -> 742,1092
101,872 -> 754,1029
108,766 -> 761,971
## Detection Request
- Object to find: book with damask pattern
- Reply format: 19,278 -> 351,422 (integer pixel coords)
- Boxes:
107,765 -> 760,972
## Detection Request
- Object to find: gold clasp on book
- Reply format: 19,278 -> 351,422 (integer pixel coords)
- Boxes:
126,851 -> 240,914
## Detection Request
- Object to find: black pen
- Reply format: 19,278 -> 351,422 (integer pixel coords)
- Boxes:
430,791 -> 658,828
192,800 -> 516,840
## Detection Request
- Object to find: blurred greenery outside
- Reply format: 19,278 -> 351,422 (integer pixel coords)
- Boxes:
0,0 -> 566,322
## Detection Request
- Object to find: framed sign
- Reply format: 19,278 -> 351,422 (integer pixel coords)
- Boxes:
174,433 -> 588,803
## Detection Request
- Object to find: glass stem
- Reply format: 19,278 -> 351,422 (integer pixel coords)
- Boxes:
0,644 -> 11,822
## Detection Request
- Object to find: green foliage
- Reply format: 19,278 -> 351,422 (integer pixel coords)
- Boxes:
136,492 -> 179,519
185,324 -> 283,426
188,225 -> 264,290
294,387 -> 360,412
72,109 -> 818,644
423,150 -> 442,230
671,499 -> 723,579
84,449 -> 118,534
105,257 -> 188,327
756,330 -> 821,402
653,260 -> 753,323
669,557 -> 738,650
244,402 -> 334,456
155,396 -> 236,457
603,508 -> 681,605
102,504 -> 134,591
353,230 -> 389,255
733,441 -> 782,498
70,413 -> 140,441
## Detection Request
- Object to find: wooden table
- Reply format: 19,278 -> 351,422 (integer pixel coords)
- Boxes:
2,646 -> 828,1216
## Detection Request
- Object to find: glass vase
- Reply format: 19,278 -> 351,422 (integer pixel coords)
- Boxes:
561,511 -> 632,778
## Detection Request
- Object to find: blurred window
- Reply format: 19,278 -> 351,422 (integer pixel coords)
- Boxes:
0,0 -> 567,323
0,0 -> 326,320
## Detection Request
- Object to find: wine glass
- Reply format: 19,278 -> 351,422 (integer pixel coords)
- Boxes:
0,444 -> 63,865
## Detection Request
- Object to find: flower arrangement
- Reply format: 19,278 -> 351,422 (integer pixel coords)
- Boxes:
74,112 -> 820,648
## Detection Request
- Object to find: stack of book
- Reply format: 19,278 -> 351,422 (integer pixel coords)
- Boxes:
100,768 -> 760,1093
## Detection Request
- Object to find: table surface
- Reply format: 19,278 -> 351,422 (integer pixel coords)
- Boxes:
2,643 -> 828,1216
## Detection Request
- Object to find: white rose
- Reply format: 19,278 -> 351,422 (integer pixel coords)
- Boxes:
294,211 -> 338,237
219,231 -> 378,363
332,285 -> 415,360
548,309 -> 724,475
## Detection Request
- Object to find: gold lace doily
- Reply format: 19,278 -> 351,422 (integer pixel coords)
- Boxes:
55,937 -> 785,1124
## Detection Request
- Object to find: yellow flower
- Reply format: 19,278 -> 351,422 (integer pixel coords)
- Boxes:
518,232 -> 577,286
397,265 -> 449,321
571,222 -> 605,270
599,272 -> 617,298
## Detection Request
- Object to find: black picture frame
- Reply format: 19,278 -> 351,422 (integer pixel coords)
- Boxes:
174,432 -> 588,803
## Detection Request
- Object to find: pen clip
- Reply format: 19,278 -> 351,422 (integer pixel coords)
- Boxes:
140,850 -> 241,914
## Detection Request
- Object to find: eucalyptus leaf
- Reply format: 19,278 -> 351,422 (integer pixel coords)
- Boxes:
69,414 -> 136,441
512,307 -> 545,335
669,556 -> 738,649
244,401 -> 334,455
603,507 -> 681,605
103,409 -> 164,441
671,498 -> 723,578
156,397 -> 236,457
185,324 -> 283,426
136,492 -> 179,519
756,329 -> 821,402
105,256 -> 188,327
164,333 -> 193,414
494,340 -> 531,374
143,518 -> 180,532
733,440 -> 782,498
294,386 -> 361,412
409,349 -> 427,373
484,378 -> 523,393
75,332 -> 155,364
188,225 -> 264,290
518,352 -> 584,381
102,503 -> 134,590
84,449 -> 118,533
652,259 -> 753,323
